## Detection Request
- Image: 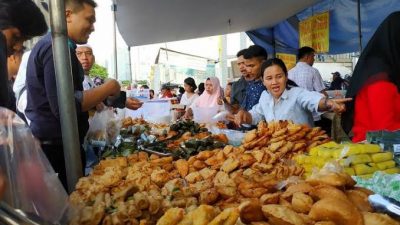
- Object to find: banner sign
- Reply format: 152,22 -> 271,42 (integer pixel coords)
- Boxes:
299,11 -> 330,53
276,53 -> 297,70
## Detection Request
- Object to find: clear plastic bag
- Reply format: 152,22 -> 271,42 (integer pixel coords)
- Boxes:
85,109 -> 122,147
0,107 -> 68,223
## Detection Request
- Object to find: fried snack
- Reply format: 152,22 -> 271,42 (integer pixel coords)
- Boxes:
251,150 -> 265,163
272,127 -> 287,138
362,212 -> 400,225
244,136 -> 269,149
199,188 -> 219,204
345,190 -> 373,212
239,153 -> 256,168
175,159 -> 189,178
177,210 -> 195,225
185,171 -> 202,183
281,182 -> 314,199
353,187 -> 374,196
73,194 -> 106,225
243,129 -> 257,143
291,192 -> 313,213
309,198 -> 363,225
314,222 -> 336,225
269,140 -> 286,152
193,160 -> 207,170
239,200 -> 264,224
262,204 -> 306,225
286,131 -> 307,142
309,185 -> 348,202
156,208 -> 184,225
250,222 -> 271,225
192,205 -> 219,225
223,145 -> 234,156
209,207 -> 239,225
287,122 -> 302,134
151,169 -> 170,187
251,163 -> 273,173
260,192 -> 281,205
306,127 -> 322,139
199,168 -> 217,180
238,185 -> 268,198
221,158 -> 240,173
306,171 -> 355,188
196,150 -> 215,160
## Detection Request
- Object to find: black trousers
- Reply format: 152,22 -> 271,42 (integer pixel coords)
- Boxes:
40,141 -> 85,192
314,117 -> 332,137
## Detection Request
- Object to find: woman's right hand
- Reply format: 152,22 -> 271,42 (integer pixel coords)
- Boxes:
234,109 -> 251,127
182,108 -> 193,120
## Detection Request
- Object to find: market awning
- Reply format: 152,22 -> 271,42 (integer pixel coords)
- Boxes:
247,0 -> 400,55
115,0 -> 319,46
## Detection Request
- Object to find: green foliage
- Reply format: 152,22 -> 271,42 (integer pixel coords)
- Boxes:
89,63 -> 108,79
121,80 -> 131,86
136,80 -> 148,85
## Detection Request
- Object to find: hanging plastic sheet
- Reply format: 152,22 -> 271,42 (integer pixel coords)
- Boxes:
0,107 -> 68,224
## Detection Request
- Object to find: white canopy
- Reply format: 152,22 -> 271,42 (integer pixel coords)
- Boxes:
115,0 -> 319,46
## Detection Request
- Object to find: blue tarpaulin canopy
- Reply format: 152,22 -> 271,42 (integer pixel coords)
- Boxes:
247,0 -> 400,55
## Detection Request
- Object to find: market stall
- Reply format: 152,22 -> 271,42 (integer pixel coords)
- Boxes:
69,118 -> 400,224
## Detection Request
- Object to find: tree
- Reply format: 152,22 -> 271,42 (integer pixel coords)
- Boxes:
89,63 -> 108,79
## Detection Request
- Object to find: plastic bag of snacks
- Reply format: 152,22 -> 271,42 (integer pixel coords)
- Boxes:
354,171 -> 400,202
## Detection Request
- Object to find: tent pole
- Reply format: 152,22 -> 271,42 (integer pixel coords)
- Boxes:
111,0 -> 118,79
49,0 -> 82,192
357,0 -> 362,52
128,46 -> 133,83
272,27 -> 276,57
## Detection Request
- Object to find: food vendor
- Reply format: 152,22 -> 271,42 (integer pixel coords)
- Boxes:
342,12 -> 400,142
234,58 -> 351,127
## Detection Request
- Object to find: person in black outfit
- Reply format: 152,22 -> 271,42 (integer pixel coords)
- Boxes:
329,71 -> 348,90
0,0 -> 47,111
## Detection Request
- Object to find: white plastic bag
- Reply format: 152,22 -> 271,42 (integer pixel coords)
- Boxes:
85,109 -> 121,147
192,106 -> 219,124
0,107 -> 68,223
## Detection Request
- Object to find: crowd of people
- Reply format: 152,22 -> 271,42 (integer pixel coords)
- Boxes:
0,0 -> 399,194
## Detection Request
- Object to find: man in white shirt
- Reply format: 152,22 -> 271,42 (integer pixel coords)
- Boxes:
76,44 -> 96,90
288,46 -> 327,95
288,46 -> 329,130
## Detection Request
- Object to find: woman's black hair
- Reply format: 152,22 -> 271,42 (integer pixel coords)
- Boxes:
198,82 -> 205,95
178,86 -> 185,94
184,77 -> 197,92
260,58 -> 298,89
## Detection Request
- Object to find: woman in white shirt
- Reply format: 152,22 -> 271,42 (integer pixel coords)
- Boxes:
234,58 -> 351,127
180,77 -> 199,108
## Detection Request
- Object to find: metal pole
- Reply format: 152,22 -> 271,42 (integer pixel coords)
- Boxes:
49,0 -> 82,192
357,0 -> 363,52
111,0 -> 118,80
128,46 -> 133,83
